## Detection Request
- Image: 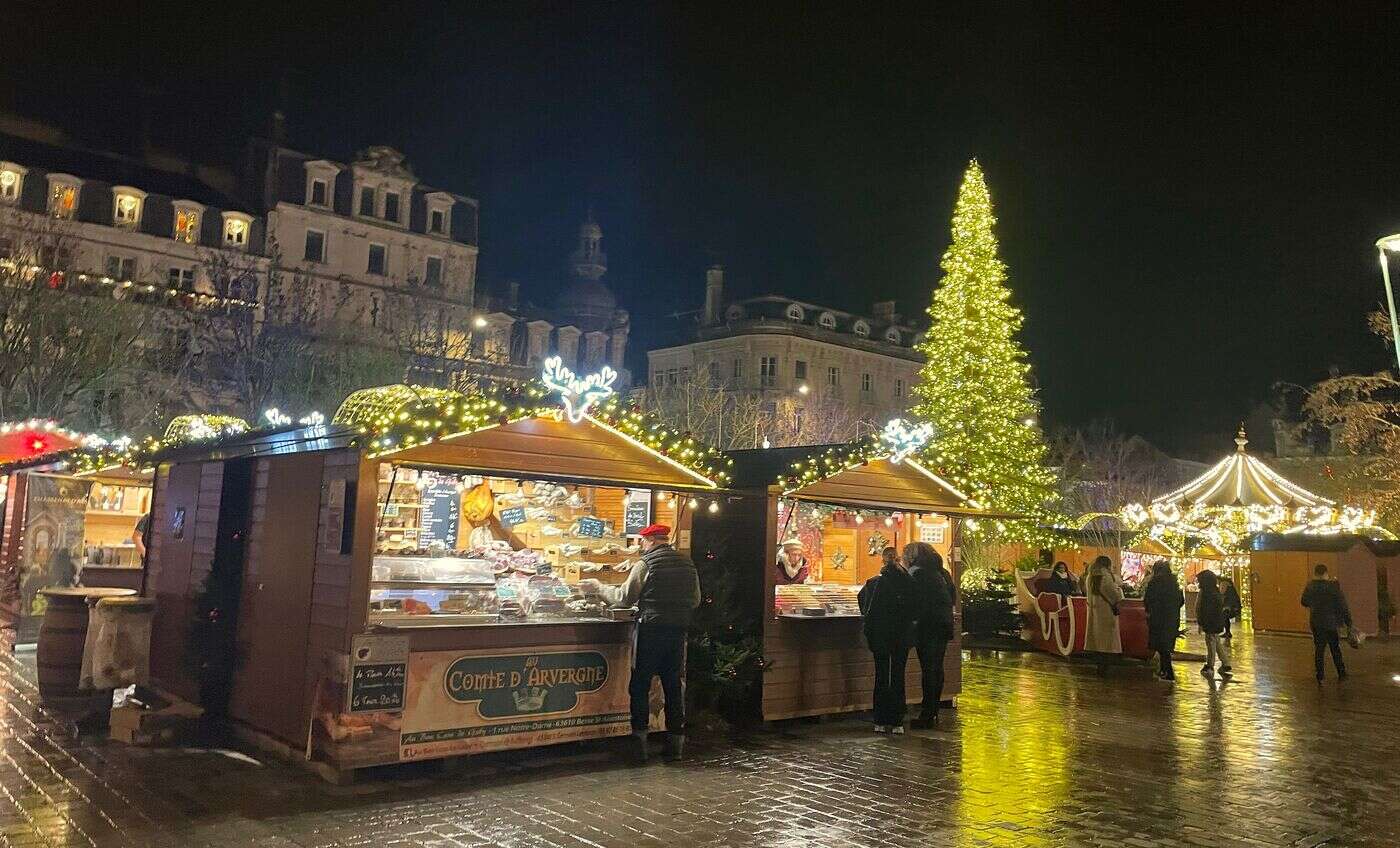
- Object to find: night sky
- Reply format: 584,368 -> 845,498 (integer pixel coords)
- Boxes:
7,1 -> 1400,455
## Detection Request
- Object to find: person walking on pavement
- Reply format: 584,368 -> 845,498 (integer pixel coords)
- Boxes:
859,546 -> 916,734
1220,575 -> 1242,640
906,543 -> 954,729
1196,570 -> 1232,679
1142,560 -> 1184,681
583,523 -> 699,763
1301,563 -> 1352,682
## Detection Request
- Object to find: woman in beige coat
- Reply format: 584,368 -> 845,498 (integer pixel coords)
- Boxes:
1082,556 -> 1124,654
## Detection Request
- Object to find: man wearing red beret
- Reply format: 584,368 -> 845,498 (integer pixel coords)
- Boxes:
583,522 -> 699,763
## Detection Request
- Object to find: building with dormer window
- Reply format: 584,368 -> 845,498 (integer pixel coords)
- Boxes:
646,265 -> 924,437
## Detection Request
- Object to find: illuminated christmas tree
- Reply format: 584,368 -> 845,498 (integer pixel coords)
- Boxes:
912,160 -> 1060,543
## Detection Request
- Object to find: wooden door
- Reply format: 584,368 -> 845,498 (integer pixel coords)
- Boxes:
229,453 -> 323,745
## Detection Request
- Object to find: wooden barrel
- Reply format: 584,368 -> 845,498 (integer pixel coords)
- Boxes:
36,587 -> 135,705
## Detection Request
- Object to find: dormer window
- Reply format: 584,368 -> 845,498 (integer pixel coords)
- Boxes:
222,211 -> 252,250
818,311 -> 837,330
425,192 -> 454,236
885,327 -> 901,344
358,186 -> 376,217
112,186 -> 146,229
383,191 -> 400,224
785,304 -> 804,321
303,160 -> 341,209
47,174 -> 80,219
853,320 -> 870,337
172,201 -> 203,243
0,163 -> 26,204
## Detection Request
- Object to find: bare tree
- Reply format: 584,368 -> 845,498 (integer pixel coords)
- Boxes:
645,374 -> 880,449
1303,314 -> 1400,527
1050,419 -> 1176,550
0,214 -> 161,430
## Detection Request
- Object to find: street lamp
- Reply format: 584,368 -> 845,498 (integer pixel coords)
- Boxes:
1375,234 -> 1400,373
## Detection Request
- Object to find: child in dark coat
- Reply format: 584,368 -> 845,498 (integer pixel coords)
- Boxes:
1196,570 -> 1231,679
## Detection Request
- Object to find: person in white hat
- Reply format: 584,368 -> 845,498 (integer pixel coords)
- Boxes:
776,537 -> 809,584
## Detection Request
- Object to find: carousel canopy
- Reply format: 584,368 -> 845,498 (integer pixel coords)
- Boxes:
1151,427 -> 1330,509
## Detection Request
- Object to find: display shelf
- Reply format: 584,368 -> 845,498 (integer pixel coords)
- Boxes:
369,579 -> 496,589
777,612 -> 862,620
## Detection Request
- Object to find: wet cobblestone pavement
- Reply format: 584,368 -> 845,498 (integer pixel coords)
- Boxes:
0,631 -> 1397,847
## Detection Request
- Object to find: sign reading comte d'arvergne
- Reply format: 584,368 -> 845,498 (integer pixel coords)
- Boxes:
398,644 -> 630,761
541,356 -> 617,423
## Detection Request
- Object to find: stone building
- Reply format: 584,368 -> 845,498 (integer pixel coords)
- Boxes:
472,214 -> 633,387
646,265 -> 923,440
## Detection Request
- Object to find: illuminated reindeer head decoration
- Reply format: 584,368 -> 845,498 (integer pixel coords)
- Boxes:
880,418 -> 934,464
542,356 -> 618,424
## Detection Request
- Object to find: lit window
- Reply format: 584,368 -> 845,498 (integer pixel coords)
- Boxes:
47,176 -> 80,219
885,327 -> 901,343
794,360 -> 807,380
827,366 -> 840,387
359,186 -> 376,217
862,373 -> 872,393
430,209 -> 445,233
853,320 -> 870,337
818,312 -> 837,330
173,207 -> 200,243
785,303 -> 804,321
367,243 -> 387,275
310,179 -> 328,206
104,255 -> 136,281
167,266 -> 195,290
424,256 -> 443,287
222,213 -> 251,248
112,187 -> 146,228
0,164 -> 25,203
384,192 -> 400,223
304,229 -> 326,263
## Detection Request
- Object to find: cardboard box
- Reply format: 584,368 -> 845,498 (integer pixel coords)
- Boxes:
109,693 -> 203,746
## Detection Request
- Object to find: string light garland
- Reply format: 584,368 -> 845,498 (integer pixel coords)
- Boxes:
332,380 -> 732,487
0,259 -> 259,309
907,159 -> 1061,545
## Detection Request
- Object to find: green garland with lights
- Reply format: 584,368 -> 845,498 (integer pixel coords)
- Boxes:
777,432 -> 899,491
334,382 -> 733,487
910,160 -> 1062,546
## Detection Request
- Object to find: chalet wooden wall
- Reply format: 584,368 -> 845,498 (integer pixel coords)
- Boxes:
148,460 -> 224,702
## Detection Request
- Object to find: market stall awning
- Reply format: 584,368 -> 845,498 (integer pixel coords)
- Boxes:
783,456 -> 988,516
0,421 -> 93,465
1152,428 -> 1330,509
381,414 -> 719,491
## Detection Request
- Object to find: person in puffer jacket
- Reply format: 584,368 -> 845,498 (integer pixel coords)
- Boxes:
584,523 -> 699,763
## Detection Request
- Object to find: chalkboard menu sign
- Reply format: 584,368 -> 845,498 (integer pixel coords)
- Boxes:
500,506 -> 527,528
419,480 -> 460,548
349,635 -> 409,714
623,489 -> 650,536
575,516 -> 607,538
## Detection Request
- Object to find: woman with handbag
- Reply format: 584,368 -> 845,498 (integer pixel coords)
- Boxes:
1083,556 -> 1124,654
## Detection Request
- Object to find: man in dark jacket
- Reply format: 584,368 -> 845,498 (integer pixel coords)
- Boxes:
905,543 -> 954,728
858,552 -> 915,733
585,523 -> 700,762
1301,563 -> 1352,682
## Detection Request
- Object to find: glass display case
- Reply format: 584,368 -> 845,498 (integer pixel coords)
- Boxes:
369,466 -> 651,626
774,583 -> 863,618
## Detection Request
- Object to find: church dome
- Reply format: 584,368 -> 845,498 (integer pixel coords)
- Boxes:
557,280 -> 617,332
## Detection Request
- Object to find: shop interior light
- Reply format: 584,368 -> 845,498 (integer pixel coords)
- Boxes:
854,513 -> 864,524
707,500 -> 719,514
688,497 -> 699,509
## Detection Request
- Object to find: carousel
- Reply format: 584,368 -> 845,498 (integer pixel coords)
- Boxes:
1118,427 -> 1389,635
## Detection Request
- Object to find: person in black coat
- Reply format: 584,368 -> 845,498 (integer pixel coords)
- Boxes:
905,542 -> 954,728
1301,563 -> 1352,682
1042,561 -> 1079,598
1142,560 -> 1184,680
1220,575 -> 1242,640
858,549 -> 915,734
1196,570 -> 1231,679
